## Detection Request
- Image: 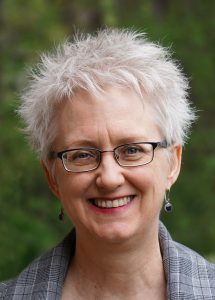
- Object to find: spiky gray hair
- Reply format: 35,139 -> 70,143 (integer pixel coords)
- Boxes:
19,28 -> 196,159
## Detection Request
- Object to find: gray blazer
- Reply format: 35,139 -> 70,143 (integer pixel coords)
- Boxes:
1,223 -> 215,299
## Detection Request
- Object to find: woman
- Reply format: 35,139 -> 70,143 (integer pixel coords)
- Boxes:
0,29 -> 214,299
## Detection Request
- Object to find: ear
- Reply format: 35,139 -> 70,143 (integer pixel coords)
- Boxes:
167,144 -> 182,190
41,160 -> 60,199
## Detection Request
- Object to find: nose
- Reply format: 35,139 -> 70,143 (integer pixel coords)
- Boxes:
95,152 -> 125,191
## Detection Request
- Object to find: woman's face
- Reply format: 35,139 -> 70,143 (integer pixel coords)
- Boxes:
45,87 -> 181,243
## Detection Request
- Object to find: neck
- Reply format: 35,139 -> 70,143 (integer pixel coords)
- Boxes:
64,222 -> 166,299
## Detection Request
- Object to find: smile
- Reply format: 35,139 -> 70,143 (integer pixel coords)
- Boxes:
91,196 -> 134,208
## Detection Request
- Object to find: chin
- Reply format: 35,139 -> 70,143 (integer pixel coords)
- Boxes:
92,223 -> 139,244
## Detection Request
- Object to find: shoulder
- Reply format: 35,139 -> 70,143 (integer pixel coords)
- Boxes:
0,281 -> 7,298
172,241 -> 215,298
0,230 -> 75,299
173,239 -> 215,275
159,221 -> 215,272
159,222 -> 215,298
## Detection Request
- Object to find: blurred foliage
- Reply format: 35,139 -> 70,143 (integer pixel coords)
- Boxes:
0,0 -> 214,280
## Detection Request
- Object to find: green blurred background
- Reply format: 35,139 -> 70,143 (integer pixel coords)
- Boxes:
0,0 -> 214,280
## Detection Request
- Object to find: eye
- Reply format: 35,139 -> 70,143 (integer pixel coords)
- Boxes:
117,145 -> 144,162
63,149 -> 97,165
124,146 -> 142,155
73,151 -> 92,160
122,145 -> 143,156
116,143 -> 152,162
72,150 -> 95,160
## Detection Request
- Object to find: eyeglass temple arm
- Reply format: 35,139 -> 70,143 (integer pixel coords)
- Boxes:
49,151 -> 59,159
158,140 -> 168,148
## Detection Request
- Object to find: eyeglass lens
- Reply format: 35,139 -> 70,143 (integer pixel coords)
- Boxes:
62,143 -> 155,172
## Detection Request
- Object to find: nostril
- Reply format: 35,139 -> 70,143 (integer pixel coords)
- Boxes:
95,171 -> 125,191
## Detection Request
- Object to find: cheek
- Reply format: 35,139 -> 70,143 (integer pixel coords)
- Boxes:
56,175 -> 87,220
131,164 -> 168,199
56,172 -> 91,201
131,164 -> 161,185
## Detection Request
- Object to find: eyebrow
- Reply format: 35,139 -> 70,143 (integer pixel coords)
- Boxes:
63,135 -> 149,150
115,136 -> 149,145
63,138 -> 97,149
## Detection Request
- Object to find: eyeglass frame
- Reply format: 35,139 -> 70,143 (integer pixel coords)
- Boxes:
50,140 -> 168,173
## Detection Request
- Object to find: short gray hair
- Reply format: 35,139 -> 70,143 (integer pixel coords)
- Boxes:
18,28 -> 196,159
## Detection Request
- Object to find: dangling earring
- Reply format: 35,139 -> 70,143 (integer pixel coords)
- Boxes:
164,190 -> 173,213
58,207 -> 64,221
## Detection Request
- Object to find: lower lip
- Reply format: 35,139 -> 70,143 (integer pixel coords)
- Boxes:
88,197 -> 135,214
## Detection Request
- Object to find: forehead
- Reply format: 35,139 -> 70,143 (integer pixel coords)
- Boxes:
55,87 -> 161,148
66,87 -> 144,116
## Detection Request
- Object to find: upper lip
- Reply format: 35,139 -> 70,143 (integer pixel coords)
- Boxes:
89,195 -> 135,201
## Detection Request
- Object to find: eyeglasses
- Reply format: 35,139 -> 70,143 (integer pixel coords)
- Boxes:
50,140 -> 168,173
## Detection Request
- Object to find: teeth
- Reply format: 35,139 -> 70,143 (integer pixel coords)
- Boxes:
94,196 -> 132,208
107,201 -> 112,208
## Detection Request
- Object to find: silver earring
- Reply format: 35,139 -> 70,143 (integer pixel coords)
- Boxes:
58,207 -> 64,221
164,190 -> 173,213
